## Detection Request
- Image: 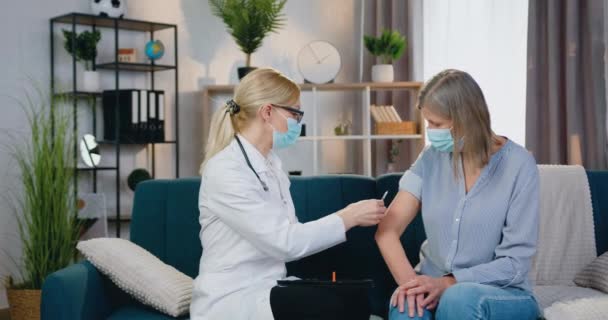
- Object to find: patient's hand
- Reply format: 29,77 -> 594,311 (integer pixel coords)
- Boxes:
403,275 -> 456,310
391,286 -> 427,317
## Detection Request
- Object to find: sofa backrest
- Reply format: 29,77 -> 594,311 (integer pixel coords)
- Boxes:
131,178 -> 202,279
587,171 -> 608,256
130,171 -> 608,318
285,174 -> 426,316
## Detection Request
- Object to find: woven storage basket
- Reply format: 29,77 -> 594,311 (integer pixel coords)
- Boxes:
7,289 -> 41,320
375,121 -> 417,135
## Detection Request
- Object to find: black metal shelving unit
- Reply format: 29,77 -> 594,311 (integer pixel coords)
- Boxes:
50,12 -> 180,237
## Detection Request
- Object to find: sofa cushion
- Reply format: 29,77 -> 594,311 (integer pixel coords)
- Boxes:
77,238 -> 193,317
574,252 -> 608,294
533,285 -> 605,310
543,296 -> 608,320
108,306 -> 188,320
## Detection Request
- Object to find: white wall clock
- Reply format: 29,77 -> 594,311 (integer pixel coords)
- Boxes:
298,40 -> 342,84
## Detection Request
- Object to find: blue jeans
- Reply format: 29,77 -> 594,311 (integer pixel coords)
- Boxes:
389,283 -> 540,320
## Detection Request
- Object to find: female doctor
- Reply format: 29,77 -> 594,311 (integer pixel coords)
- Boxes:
190,68 -> 387,320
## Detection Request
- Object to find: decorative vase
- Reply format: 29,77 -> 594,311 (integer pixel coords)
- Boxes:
7,289 -> 41,320
238,67 -> 257,80
386,162 -> 397,173
82,71 -> 100,92
371,64 -> 394,82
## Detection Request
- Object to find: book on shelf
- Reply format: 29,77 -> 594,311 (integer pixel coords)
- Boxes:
371,105 -> 402,123
370,105 -> 417,135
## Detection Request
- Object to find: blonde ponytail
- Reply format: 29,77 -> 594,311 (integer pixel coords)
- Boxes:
200,104 -> 236,173
200,68 -> 300,174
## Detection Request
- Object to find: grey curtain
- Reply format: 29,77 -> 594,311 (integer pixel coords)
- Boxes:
526,0 -> 608,169
364,0 -> 417,175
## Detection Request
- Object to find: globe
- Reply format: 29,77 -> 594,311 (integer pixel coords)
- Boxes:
145,40 -> 165,60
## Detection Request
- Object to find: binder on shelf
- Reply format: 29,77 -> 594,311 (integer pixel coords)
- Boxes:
102,89 -> 166,143
139,90 -> 148,142
148,91 -> 157,143
157,91 -> 165,142
103,89 -> 142,143
146,90 -> 166,142
131,91 -> 139,138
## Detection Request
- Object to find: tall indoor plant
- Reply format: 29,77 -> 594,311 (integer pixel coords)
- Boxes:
62,29 -> 102,91
209,0 -> 287,79
364,29 -> 406,82
4,89 -> 81,320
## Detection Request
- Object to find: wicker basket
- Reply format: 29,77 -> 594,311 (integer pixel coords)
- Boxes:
7,289 -> 41,320
375,121 -> 417,135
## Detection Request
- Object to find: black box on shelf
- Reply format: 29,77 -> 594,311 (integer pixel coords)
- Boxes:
102,89 -> 165,143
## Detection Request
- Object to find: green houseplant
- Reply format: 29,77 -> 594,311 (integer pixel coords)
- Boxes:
127,168 -> 153,191
4,88 -> 81,320
364,29 -> 406,82
62,29 -> 102,91
209,0 -> 287,79
387,139 -> 403,173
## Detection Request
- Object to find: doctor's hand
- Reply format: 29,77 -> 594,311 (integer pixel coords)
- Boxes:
337,199 -> 386,230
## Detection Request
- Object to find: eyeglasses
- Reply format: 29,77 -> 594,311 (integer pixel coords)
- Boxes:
271,104 -> 305,124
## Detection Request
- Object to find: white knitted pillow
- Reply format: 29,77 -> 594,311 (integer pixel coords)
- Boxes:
77,238 -> 193,317
544,296 -> 608,320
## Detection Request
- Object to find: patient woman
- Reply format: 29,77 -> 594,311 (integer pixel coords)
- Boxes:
191,68 -> 385,320
376,69 -> 541,320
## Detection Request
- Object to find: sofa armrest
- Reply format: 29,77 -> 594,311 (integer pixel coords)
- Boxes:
41,261 -> 114,320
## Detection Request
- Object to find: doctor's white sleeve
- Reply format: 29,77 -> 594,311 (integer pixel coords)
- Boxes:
204,169 -> 347,262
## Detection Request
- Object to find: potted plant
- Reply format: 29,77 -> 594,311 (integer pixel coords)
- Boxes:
209,0 -> 287,80
387,139 -> 403,173
127,168 -> 153,192
4,89 -> 81,320
62,29 -> 102,91
364,29 -> 406,82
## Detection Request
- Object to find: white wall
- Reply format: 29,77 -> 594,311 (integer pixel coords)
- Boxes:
421,0 -> 529,146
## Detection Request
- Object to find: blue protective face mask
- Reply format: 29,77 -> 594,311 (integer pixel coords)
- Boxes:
271,111 -> 302,149
427,127 -> 454,152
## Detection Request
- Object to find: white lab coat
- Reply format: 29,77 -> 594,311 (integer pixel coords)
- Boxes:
190,135 -> 346,320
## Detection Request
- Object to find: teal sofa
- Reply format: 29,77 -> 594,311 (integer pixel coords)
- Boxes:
41,172 -> 608,320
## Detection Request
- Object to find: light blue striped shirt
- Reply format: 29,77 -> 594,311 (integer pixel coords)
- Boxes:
399,139 -> 539,292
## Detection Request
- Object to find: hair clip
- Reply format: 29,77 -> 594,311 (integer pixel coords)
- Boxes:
226,99 -> 241,115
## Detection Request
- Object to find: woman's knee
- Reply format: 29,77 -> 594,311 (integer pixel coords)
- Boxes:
441,283 -> 487,305
388,304 -> 433,320
435,283 -> 487,319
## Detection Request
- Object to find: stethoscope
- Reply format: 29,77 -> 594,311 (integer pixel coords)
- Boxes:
235,135 -> 269,192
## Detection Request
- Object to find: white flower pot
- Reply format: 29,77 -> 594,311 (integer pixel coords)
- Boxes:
386,162 -> 397,173
371,64 -> 394,82
82,71 -> 100,92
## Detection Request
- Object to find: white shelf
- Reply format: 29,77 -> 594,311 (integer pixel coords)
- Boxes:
300,134 -> 423,141
204,82 -> 424,93
202,82 -> 425,176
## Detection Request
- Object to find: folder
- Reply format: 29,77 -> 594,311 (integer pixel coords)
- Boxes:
157,92 -> 165,142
